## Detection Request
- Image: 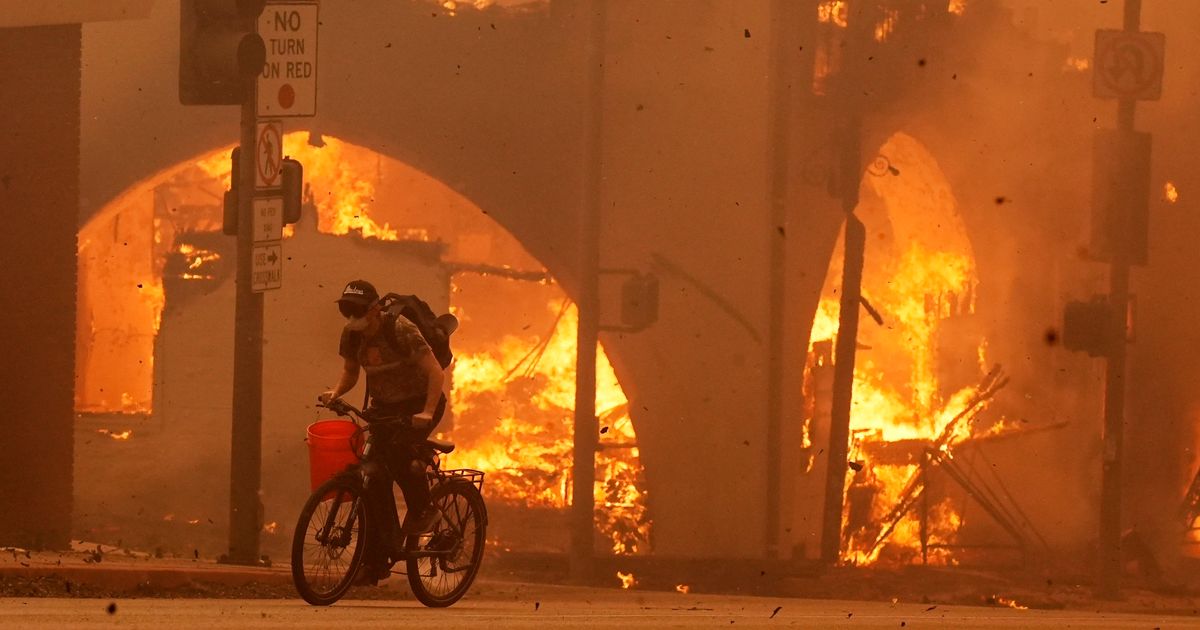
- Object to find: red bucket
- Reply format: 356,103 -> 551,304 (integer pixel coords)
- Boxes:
306,420 -> 361,492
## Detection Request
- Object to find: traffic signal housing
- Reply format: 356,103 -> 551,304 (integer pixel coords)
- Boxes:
281,158 -> 304,224
180,0 -> 267,105
223,148 -> 304,235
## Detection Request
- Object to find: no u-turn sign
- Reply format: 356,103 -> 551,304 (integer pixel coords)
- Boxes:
258,2 -> 318,117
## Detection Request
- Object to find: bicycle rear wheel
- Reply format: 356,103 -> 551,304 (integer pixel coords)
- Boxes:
291,474 -> 368,606
405,481 -> 486,607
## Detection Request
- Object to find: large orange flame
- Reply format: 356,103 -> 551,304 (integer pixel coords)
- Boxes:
447,301 -> 650,554
807,133 -> 989,565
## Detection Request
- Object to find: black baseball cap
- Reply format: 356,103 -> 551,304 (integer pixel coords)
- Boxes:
336,279 -> 379,306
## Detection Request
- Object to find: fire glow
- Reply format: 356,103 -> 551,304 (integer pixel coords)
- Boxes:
96,429 -> 132,441
1165,181 -> 1180,204
805,133 -> 1000,565
616,571 -> 636,589
77,133 -> 650,555
447,302 -> 651,555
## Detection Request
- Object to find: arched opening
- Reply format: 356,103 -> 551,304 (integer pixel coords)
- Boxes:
805,132 -> 1009,565
75,133 -> 649,555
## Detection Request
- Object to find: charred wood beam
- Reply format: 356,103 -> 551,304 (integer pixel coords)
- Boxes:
446,262 -> 552,283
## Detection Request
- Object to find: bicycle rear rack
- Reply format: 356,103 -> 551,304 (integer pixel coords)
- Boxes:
437,468 -> 485,492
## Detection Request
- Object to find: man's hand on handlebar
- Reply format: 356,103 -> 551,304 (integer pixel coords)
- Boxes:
318,390 -> 338,406
412,411 -> 434,430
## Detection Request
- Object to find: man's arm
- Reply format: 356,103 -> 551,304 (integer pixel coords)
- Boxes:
416,350 -> 444,422
320,357 -> 360,404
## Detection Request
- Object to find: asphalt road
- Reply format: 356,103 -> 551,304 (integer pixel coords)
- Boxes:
0,582 -> 1189,629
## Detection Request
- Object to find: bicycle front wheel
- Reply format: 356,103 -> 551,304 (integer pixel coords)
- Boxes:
291,474 -> 368,606
405,481 -> 487,607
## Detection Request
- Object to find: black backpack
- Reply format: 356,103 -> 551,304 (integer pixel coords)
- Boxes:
378,293 -> 456,369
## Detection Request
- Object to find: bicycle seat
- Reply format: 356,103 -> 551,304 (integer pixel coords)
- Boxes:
425,437 -> 455,454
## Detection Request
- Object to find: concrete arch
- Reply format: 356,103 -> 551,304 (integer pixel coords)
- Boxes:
76,131 -> 659,555
80,0 -> 781,559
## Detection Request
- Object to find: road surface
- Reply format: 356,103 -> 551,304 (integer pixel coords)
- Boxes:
0,581 -> 1189,629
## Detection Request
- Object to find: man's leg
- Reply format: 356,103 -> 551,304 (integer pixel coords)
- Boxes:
357,419 -> 405,584
395,438 -> 437,533
357,472 -> 398,583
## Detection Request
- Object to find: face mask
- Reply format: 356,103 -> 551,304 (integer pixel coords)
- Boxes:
345,316 -> 370,332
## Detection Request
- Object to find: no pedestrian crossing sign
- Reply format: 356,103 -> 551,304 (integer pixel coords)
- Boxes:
258,2 -> 318,117
255,120 -> 283,189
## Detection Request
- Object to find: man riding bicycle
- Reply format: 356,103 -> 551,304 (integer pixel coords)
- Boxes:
318,279 -> 446,584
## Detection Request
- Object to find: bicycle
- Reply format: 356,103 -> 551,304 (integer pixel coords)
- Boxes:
290,398 -> 487,607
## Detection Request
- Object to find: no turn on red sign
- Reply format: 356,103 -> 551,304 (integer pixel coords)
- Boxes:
258,2 -> 318,117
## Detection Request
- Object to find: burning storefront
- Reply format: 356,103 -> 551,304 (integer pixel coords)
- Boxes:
792,132 -> 1057,566
58,0 -> 1200,581
74,133 -> 649,557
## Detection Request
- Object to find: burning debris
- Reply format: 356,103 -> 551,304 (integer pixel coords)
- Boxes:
169,244 -> 221,281
986,595 -> 1028,610
616,571 -> 636,589
448,301 -> 651,554
95,429 -> 132,441
1165,181 -> 1180,204
805,133 -> 1018,565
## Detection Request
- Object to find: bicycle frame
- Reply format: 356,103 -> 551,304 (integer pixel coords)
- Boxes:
314,399 -> 473,562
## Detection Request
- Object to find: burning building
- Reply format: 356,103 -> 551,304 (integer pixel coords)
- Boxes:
74,133 -> 650,555
7,0 -> 1186,582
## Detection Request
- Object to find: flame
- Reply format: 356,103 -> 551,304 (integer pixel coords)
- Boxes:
675,584 -> 690,594
818,1 -> 849,28
830,243 -> 980,564
187,519 -> 200,525
1165,181 -> 1180,204
77,134 -> 649,555
874,10 -> 898,43
447,301 -> 651,554
263,521 -> 280,535
76,133 -> 436,412
97,428 -> 132,441
284,135 -> 401,240
1064,56 -> 1090,72
179,244 -> 220,271
616,571 -> 636,589
170,243 -> 222,282
948,0 -> 968,16
806,133 -> 988,565
988,595 -> 1028,610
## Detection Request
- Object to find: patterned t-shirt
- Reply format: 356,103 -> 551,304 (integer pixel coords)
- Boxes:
339,316 -> 433,404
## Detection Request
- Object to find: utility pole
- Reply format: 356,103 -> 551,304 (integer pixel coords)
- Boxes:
180,1 -> 314,563
570,0 -> 606,581
1097,0 -> 1143,600
178,0 -> 267,565
764,0 -> 802,561
819,202 -> 865,565
818,4 -> 871,566
227,72 -> 266,564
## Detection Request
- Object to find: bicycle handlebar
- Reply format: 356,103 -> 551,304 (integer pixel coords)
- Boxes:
317,397 -> 411,428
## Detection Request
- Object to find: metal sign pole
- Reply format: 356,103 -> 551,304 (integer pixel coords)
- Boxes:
570,0 -> 606,581
1097,0 -> 1141,599
227,72 -> 266,565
